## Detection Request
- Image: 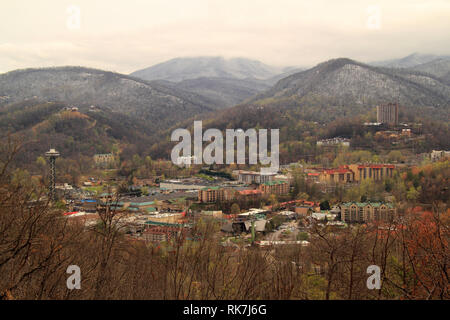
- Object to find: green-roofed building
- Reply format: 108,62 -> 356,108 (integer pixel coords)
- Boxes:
259,180 -> 289,195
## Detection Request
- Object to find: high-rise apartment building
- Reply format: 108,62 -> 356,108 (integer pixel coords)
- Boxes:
198,187 -> 234,203
376,103 -> 399,125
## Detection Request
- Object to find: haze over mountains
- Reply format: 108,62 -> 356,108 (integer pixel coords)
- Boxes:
409,58 -> 450,84
130,57 -> 286,82
130,57 -> 303,108
369,53 -> 450,69
369,53 -> 450,85
129,54 -> 450,109
154,77 -> 271,110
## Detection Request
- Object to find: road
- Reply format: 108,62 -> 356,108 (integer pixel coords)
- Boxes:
265,220 -> 299,241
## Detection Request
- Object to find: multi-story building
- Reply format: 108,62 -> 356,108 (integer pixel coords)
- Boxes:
174,156 -> 197,168
316,137 -> 350,147
308,164 -> 394,185
198,187 -> 235,203
318,167 -> 355,184
238,170 -> 276,184
376,103 -> 399,125
143,226 -> 189,242
237,189 -> 263,201
93,153 -> 115,167
259,180 -> 289,195
340,202 -> 396,223
160,180 -> 209,191
430,150 -> 450,161
348,164 -> 395,182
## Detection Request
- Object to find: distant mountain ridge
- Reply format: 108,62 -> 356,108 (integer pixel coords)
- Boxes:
369,53 -> 450,85
409,57 -> 450,83
130,57 -> 305,108
253,58 -> 450,109
130,56 -> 285,82
1,55 -> 449,143
369,53 -> 450,68
0,66 -> 217,130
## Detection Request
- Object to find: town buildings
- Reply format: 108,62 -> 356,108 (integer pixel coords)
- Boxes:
197,180 -> 290,203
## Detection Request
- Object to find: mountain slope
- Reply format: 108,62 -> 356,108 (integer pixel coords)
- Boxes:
154,77 -> 270,108
252,58 -> 450,110
130,57 -> 299,108
0,66 -> 216,130
130,56 -> 284,82
409,58 -> 450,81
441,72 -> 450,86
264,67 -> 306,86
0,99 -> 159,165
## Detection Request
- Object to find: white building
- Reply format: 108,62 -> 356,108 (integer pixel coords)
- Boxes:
430,150 -> 450,161
238,170 -> 276,184
174,156 -> 197,168
316,137 -> 350,147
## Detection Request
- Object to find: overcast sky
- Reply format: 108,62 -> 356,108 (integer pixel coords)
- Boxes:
1,0 -> 449,74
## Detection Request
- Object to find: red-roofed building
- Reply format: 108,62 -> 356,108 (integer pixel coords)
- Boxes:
236,189 -> 263,201
238,189 -> 263,196
306,172 -> 321,182
306,163 -> 395,185
319,166 -> 355,184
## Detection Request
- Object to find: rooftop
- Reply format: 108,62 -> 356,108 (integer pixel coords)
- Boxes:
324,168 -> 353,174
201,186 -> 221,191
341,202 -> 395,208
262,180 -> 286,186
238,189 -> 262,195
357,164 -> 395,169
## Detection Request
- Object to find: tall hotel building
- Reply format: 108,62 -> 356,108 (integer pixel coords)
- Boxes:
376,103 -> 399,125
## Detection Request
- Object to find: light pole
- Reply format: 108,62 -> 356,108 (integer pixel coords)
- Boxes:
45,148 -> 60,201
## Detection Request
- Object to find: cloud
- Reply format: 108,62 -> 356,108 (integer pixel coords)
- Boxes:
0,0 -> 449,73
